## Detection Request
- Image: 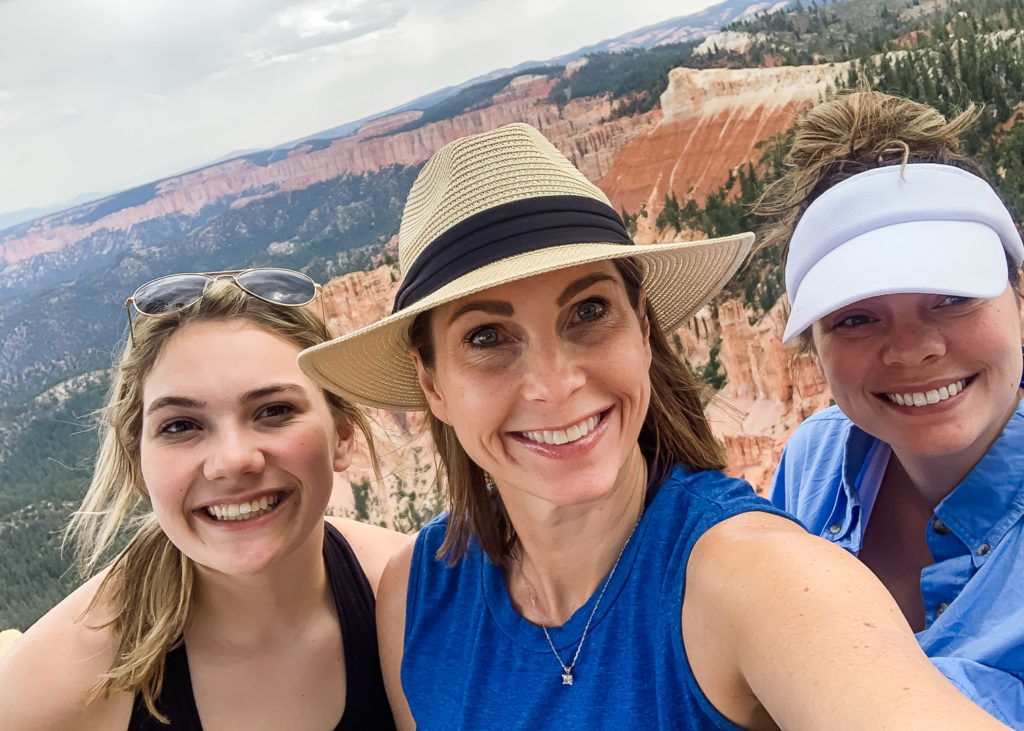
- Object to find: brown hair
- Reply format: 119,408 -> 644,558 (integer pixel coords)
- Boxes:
410,258 -> 725,566
754,88 -> 1020,344
66,279 -> 377,722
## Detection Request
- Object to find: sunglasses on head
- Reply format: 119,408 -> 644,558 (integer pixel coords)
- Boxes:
124,268 -> 322,344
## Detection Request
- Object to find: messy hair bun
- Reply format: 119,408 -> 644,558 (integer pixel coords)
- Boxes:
755,89 -> 984,256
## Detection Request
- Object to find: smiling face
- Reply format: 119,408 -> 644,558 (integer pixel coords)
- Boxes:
412,262 -> 652,511
139,320 -> 353,577
811,288 -> 1024,475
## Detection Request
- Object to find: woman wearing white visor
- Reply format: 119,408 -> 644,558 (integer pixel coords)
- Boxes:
762,91 -> 1024,726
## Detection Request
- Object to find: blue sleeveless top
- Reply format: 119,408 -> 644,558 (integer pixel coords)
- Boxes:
403,466 -> 790,729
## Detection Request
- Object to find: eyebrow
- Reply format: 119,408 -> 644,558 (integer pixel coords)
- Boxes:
446,273 -> 620,326
556,273 -> 618,306
446,300 -> 514,326
145,396 -> 203,416
144,384 -> 306,416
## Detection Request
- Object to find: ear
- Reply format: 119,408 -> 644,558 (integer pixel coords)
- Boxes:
410,348 -> 450,424
332,416 -> 356,473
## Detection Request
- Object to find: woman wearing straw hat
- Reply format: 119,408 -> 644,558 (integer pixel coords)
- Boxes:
300,123 -> 1008,729
762,90 -> 1024,727
0,274 -> 402,729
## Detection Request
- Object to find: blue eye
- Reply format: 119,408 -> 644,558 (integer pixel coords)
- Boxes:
574,298 -> 608,322
467,326 -> 500,347
938,295 -> 971,307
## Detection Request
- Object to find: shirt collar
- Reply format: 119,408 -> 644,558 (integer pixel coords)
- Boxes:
934,398 -> 1024,563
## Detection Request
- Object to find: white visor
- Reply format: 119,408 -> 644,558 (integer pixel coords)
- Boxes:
783,164 -> 1023,343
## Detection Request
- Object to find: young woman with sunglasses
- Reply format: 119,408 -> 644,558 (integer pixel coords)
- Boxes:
0,270 -> 403,729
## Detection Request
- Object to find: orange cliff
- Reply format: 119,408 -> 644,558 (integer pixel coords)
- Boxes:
704,297 -> 830,492
598,63 -> 850,240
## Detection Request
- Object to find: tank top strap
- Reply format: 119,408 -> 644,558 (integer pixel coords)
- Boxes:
126,643 -> 202,730
323,521 -> 396,731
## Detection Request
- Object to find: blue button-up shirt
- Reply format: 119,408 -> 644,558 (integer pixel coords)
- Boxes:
772,402 -> 1024,727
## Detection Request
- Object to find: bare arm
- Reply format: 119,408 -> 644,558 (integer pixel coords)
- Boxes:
683,511 -> 1010,730
0,574 -> 133,730
327,516 -> 408,596
376,537 -> 417,731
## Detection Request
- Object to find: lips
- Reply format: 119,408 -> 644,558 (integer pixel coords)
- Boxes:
884,378 -> 967,407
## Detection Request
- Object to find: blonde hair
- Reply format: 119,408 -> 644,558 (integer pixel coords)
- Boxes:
756,89 -> 985,257
752,89 -> 1022,345
66,279 -> 377,722
410,258 -> 725,566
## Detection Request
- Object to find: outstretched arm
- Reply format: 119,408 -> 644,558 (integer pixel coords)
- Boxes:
683,511 -> 1010,730
377,537 -> 417,731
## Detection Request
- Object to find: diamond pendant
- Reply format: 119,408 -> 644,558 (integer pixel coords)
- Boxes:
561,670 -> 574,685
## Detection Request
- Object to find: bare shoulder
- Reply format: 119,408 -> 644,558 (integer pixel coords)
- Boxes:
0,571 -> 133,730
326,516 -> 409,595
686,510 -> 888,635
684,511 -> 1008,729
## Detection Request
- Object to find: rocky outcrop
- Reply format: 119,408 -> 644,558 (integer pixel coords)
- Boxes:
703,297 -> 830,492
599,63 -> 849,240
0,628 -> 21,659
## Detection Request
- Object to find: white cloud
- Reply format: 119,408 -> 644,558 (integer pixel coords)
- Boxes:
0,0 -> 714,214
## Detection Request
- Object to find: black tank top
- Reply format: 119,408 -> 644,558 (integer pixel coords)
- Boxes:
127,522 -> 395,730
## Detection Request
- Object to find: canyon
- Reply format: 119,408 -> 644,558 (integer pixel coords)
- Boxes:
0,60 -> 851,534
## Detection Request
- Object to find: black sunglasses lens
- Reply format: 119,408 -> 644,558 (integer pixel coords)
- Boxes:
236,268 -> 316,305
133,274 -> 211,314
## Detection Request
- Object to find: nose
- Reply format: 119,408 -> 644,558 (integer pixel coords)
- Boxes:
880,319 -> 946,367
203,425 -> 266,482
519,336 -> 585,402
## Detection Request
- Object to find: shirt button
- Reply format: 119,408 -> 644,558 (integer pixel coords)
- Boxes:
978,543 -> 990,556
828,523 -> 842,535
932,518 -> 950,535
936,602 -> 949,615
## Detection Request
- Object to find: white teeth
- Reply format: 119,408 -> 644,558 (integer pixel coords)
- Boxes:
885,379 -> 966,408
523,415 -> 600,446
206,493 -> 280,522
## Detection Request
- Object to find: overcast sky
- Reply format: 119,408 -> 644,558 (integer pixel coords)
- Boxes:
0,0 -> 720,217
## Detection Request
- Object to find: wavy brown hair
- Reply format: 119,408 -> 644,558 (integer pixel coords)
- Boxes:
410,258 -> 725,566
66,279 -> 377,722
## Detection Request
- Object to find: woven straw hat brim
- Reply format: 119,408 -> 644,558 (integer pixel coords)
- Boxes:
299,231 -> 753,411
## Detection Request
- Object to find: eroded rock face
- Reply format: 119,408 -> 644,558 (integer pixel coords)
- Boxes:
599,63 -> 849,240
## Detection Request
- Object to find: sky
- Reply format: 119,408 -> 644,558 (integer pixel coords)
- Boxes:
0,0 -> 719,217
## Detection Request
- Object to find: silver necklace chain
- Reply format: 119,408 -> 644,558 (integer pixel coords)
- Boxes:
520,513 -> 642,686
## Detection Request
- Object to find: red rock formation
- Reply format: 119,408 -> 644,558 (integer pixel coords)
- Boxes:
703,296 -> 830,492
599,64 -> 849,241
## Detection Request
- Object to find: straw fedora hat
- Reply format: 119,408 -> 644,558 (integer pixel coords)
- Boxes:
299,122 -> 753,411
